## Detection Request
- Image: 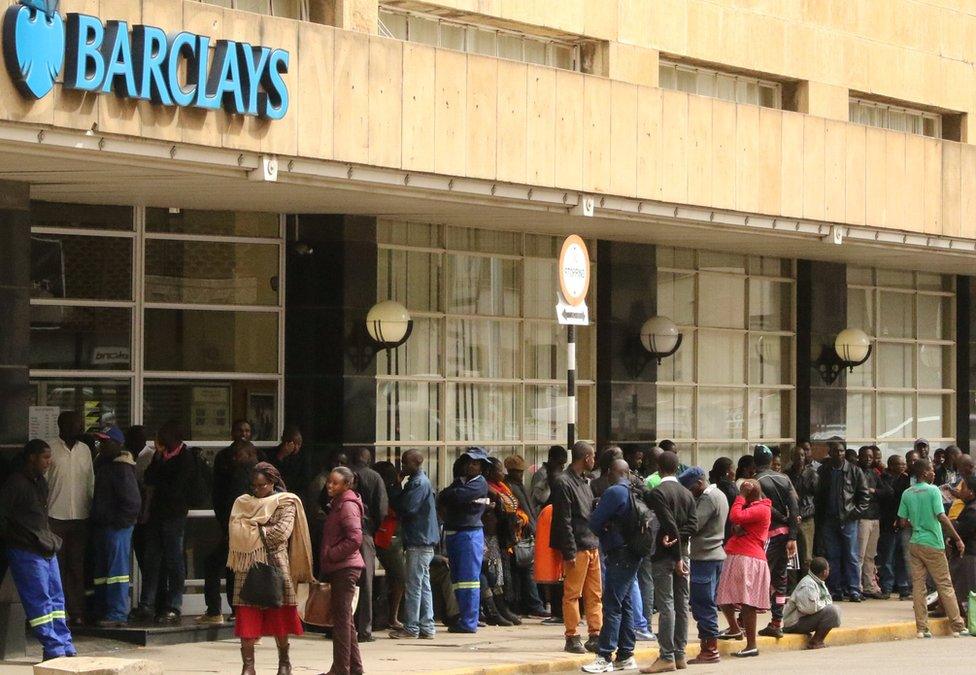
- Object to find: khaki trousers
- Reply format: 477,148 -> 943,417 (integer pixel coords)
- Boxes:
799,518 -> 816,568
562,549 -> 602,638
908,543 -> 965,633
858,519 -> 881,594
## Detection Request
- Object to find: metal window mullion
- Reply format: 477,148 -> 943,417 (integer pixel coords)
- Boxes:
29,298 -> 135,308
143,231 -> 282,246
132,206 -> 145,425
143,371 -> 279,380
30,226 -> 135,238
143,301 -> 281,313
277,214 -> 286,439
30,369 -> 135,379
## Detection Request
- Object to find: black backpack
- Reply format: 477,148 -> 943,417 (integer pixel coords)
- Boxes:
622,485 -> 660,558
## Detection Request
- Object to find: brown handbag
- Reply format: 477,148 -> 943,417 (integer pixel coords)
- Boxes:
303,582 -> 334,627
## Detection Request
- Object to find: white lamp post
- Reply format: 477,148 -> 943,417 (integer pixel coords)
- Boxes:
639,315 -> 683,365
834,327 -> 872,371
366,300 -> 413,348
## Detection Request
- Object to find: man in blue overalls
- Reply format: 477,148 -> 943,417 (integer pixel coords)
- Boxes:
0,439 -> 75,660
438,447 -> 491,633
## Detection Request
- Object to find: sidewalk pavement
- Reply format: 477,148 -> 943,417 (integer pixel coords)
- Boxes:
0,599 -> 955,674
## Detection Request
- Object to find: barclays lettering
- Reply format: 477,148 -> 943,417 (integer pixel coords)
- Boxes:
3,0 -> 290,120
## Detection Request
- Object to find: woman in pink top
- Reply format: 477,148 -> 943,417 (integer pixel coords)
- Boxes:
714,480 -> 772,658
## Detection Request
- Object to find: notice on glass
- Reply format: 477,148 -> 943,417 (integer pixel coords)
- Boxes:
28,406 -> 60,440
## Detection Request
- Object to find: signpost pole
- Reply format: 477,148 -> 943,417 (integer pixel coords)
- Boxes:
567,324 -> 576,449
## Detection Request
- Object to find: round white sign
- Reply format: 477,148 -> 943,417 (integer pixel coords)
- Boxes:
558,235 -> 590,306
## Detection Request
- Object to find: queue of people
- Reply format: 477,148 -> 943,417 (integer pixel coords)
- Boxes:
3,425 -> 975,673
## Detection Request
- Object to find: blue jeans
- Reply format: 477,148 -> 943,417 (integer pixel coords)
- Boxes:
403,546 -> 435,637
822,517 -> 861,597
138,517 -> 186,613
597,548 -> 640,661
638,554 -> 654,624
93,526 -> 134,622
689,559 -> 723,640
877,525 -> 910,595
602,550 -> 648,632
652,557 -> 689,662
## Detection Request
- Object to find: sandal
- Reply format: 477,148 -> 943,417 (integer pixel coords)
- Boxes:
717,629 -> 744,641
732,648 -> 759,658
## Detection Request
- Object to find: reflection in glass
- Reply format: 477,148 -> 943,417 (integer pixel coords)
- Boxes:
143,380 -> 278,441
846,393 -> 874,440
31,201 -> 133,231
31,379 -> 132,431
656,386 -> 694,439
657,272 -> 696,326
658,330 -> 695,383
698,331 -> 744,384
145,239 -> 279,305
145,309 -> 278,373
377,381 -> 439,443
447,383 -> 519,442
917,394 -> 948,438
916,295 -> 949,340
146,208 -> 279,238
748,279 -> 790,331
696,444 -> 746,476
879,393 -> 913,440
878,343 -> 913,388
879,291 -> 914,338
524,258 -> 558,319
917,344 -> 948,390
448,319 -> 519,379
748,389 -> 788,439
31,234 -> 132,301
846,288 -> 875,335
446,255 -> 520,317
378,248 -> 441,312
524,385 -> 566,441
698,388 -> 745,439
749,335 -> 789,385
699,273 -> 745,328
377,318 -> 440,377
31,306 -> 131,370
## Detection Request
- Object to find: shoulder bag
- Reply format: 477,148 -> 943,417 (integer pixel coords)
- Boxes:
239,525 -> 285,608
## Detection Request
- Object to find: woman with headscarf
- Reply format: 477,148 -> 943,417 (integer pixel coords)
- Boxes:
227,462 -> 313,675
949,475 -> 976,619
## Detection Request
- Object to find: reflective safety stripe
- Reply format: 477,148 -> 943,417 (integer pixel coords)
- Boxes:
94,575 -> 130,585
52,611 -> 66,620
29,612 -> 56,628
93,578 -> 106,586
451,581 -> 480,590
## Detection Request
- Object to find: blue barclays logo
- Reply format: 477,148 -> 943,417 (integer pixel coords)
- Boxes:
3,1 -> 65,99
2,0 -> 290,119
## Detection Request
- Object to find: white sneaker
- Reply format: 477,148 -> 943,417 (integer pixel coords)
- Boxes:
581,656 -> 615,673
917,630 -> 932,639
952,629 -> 971,637
613,656 -> 638,671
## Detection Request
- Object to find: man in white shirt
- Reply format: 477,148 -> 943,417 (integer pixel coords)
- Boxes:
45,411 -> 94,625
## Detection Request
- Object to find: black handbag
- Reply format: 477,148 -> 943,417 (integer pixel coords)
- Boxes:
514,536 -> 535,569
239,526 -> 285,608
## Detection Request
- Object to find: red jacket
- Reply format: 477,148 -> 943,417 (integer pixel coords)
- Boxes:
319,489 -> 365,576
724,496 -> 772,560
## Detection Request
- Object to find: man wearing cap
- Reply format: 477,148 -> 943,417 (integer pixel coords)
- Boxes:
754,445 -> 799,638
438,447 -> 491,633
503,454 -> 549,618
90,426 -> 142,627
44,410 -> 94,625
914,439 -> 930,462
680,466 -> 728,665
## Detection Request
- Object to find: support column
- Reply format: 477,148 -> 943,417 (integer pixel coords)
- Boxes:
0,180 -> 29,660
957,276 -> 972,452
596,240 -> 657,450
796,260 -> 848,444
284,215 -> 377,472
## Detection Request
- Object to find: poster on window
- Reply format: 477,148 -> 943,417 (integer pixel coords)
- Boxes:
28,406 -> 60,440
191,386 -> 230,440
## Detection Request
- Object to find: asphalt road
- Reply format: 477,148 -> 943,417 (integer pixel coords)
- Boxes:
559,635 -> 975,674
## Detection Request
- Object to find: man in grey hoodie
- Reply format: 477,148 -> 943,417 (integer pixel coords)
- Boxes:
680,467 -> 729,665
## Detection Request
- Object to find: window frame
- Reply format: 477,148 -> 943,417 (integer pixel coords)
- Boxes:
848,96 -> 942,139
197,0 -> 309,19
378,5 -> 582,71
658,59 -> 783,109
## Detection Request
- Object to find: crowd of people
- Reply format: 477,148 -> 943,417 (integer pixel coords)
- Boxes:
1,417 -> 975,673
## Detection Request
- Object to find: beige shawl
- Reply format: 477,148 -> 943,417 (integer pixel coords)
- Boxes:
227,492 -> 314,584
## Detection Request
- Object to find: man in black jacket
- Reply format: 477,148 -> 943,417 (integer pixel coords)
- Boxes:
786,446 -> 818,573
755,445 -> 799,638
643,451 -> 698,673
0,440 -> 76,660
200,421 -> 259,625
551,441 -> 602,654
135,420 -> 197,624
91,427 -> 141,627
815,440 -> 870,602
877,453 -> 911,599
347,447 -> 389,642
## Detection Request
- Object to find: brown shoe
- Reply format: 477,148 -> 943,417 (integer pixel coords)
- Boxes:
640,658 -> 677,673
688,638 -> 720,664
241,641 -> 256,675
675,656 -> 687,669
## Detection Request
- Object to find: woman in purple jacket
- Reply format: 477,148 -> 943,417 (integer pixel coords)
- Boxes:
319,466 -> 365,675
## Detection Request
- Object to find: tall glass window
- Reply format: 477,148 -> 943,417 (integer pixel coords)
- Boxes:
655,248 -> 795,470
846,268 -> 954,452
376,223 -> 596,486
29,204 -> 285,451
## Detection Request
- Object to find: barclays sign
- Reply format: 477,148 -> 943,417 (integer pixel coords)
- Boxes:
3,0 -> 290,119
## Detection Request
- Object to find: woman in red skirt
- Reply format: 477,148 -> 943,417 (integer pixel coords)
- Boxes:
228,462 -> 314,675
714,479 -> 772,658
